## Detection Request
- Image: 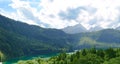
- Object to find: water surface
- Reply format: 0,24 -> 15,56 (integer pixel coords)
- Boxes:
3,53 -> 58,64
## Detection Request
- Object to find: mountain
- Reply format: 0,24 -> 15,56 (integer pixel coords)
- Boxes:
116,26 -> 120,30
1,14 -> 120,61
71,29 -> 120,49
62,24 -> 87,34
62,24 -> 103,34
89,26 -> 103,32
0,14 -> 75,60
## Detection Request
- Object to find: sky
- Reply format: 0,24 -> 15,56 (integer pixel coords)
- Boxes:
0,0 -> 120,29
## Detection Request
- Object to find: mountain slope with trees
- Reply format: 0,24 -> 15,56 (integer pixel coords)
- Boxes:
0,15 -> 74,60
1,14 -> 120,60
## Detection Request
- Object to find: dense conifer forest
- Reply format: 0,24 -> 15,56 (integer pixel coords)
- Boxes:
16,48 -> 120,64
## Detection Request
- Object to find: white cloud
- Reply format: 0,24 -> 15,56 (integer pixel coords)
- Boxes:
38,0 -> 120,29
0,8 -> 19,20
0,0 -> 120,29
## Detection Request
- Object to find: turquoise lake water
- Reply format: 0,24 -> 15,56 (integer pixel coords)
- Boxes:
3,53 -> 58,64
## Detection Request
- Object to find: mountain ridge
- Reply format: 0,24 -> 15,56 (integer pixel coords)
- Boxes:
0,14 -> 120,60
62,24 -> 87,34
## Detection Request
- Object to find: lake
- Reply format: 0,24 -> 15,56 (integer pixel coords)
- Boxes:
3,53 -> 58,64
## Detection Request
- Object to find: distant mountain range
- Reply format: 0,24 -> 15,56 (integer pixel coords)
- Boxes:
89,26 -> 103,32
62,24 -> 104,34
116,26 -> 120,30
0,14 -> 120,60
62,24 -> 87,34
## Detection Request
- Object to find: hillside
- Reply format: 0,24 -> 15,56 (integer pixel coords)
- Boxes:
74,29 -> 120,49
1,15 -> 120,60
0,15 -> 74,60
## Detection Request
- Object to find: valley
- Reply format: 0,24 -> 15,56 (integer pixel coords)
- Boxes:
0,15 -> 120,64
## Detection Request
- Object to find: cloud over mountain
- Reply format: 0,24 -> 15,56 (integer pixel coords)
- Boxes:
0,0 -> 120,29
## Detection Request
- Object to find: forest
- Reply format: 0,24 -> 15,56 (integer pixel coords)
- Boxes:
16,48 -> 120,64
1,14 -> 120,60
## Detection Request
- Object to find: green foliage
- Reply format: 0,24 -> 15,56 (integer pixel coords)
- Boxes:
81,49 -> 86,56
96,49 -> 105,58
16,48 -> 120,64
89,47 -> 96,54
17,58 -> 46,64
104,48 -> 116,60
0,51 -> 5,62
1,14 -> 120,61
103,57 -> 120,64
0,15 -> 73,60
57,52 -> 67,61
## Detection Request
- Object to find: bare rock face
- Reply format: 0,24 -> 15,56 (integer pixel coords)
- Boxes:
62,24 -> 87,34
89,26 -> 103,32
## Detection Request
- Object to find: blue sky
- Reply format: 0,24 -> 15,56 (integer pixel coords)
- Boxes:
0,0 -> 14,12
0,0 -> 120,29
